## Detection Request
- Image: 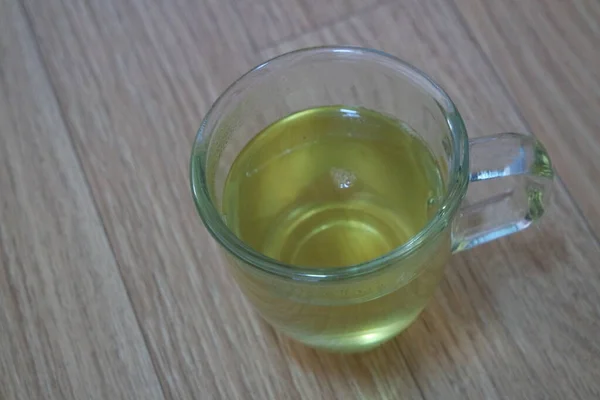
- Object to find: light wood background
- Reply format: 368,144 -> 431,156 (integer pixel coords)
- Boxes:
1,0 -> 598,398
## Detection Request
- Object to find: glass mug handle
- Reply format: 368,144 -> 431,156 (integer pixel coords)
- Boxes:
452,132 -> 554,252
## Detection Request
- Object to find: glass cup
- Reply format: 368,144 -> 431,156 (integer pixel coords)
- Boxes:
190,47 -> 553,352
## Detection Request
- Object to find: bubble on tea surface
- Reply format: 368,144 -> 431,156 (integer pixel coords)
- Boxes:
330,167 -> 356,190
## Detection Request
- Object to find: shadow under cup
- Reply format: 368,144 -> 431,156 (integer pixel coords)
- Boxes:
190,47 -> 553,352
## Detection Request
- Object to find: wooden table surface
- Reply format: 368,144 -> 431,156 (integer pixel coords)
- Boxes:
1,0 -> 599,398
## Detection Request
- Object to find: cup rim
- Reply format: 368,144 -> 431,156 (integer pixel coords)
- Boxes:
190,46 -> 469,282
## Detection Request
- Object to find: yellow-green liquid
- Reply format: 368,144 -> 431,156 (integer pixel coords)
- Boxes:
223,106 -> 449,351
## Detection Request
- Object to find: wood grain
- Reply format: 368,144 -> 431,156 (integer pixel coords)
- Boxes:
0,0 -> 164,399
452,0 -> 600,237
13,0 -> 600,398
235,0 -> 380,49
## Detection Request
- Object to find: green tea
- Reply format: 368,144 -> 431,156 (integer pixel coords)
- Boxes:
222,106 -> 448,351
